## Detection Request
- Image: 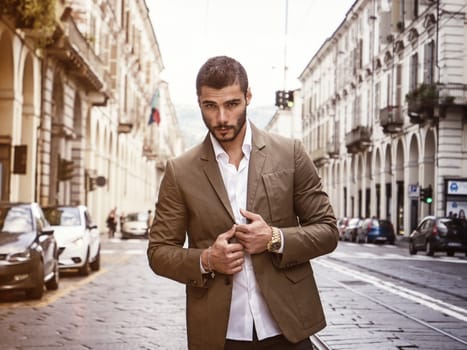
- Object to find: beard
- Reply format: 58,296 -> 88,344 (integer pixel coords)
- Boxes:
202,106 -> 247,144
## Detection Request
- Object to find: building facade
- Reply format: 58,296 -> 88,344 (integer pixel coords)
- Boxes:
0,0 -> 183,229
299,0 -> 467,236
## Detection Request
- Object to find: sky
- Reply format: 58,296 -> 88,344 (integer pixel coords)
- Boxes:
147,0 -> 356,110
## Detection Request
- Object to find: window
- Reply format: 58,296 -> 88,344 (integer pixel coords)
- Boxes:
424,40 -> 435,84
409,53 -> 418,91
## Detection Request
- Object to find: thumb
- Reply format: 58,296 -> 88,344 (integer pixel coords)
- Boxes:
223,224 -> 237,240
240,208 -> 255,221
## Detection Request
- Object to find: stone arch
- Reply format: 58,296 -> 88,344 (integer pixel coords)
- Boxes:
384,143 -> 393,221
49,71 -> 65,204
394,139 -> 405,235
0,30 -> 14,200
374,146 -> 382,218
424,128 -> 436,206
18,52 -> 38,201
364,150 -> 373,217
408,134 -> 420,230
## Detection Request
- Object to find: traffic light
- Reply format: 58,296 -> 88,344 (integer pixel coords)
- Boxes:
424,185 -> 433,204
58,158 -> 74,181
275,90 -> 294,109
275,90 -> 285,108
420,185 -> 433,204
286,90 -> 294,108
419,187 -> 425,201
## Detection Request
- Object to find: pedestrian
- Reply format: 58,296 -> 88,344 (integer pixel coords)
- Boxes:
106,207 -> 117,238
146,209 -> 154,236
147,55 -> 339,350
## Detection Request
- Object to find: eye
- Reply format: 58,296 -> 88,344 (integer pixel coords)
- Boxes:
203,103 -> 217,110
226,101 -> 240,108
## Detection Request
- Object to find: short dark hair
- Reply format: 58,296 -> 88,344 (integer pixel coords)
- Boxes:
196,56 -> 249,96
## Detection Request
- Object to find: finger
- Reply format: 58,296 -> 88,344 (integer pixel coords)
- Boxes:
239,208 -> 259,221
219,224 -> 237,240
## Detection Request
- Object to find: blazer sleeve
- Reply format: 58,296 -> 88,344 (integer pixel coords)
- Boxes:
274,139 -> 339,268
147,159 -> 207,288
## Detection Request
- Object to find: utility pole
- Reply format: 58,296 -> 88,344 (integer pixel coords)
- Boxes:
283,0 -> 288,91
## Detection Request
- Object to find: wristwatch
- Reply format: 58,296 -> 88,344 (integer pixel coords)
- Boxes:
267,226 -> 282,252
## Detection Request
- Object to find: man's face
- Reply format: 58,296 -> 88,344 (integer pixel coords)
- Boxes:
198,83 -> 251,145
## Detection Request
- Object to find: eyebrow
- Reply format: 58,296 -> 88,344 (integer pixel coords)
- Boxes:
201,98 -> 242,106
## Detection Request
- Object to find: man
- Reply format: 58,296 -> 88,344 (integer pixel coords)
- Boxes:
147,56 -> 338,350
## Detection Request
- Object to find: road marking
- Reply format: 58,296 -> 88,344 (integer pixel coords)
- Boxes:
330,251 -> 467,264
101,249 -> 145,255
0,269 -> 108,309
0,252 -> 137,309
316,258 -> 467,322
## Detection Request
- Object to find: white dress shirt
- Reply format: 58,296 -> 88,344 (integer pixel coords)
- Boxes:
209,120 -> 281,341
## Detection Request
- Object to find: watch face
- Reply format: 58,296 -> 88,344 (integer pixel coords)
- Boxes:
271,242 -> 281,251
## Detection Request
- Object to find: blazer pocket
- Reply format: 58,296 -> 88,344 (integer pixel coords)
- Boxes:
284,264 -> 324,329
283,262 -> 312,283
262,170 -> 294,223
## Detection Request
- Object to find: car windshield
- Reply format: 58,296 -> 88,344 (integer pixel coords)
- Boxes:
44,207 -> 81,226
0,206 -> 33,233
438,218 -> 467,234
126,212 -> 148,222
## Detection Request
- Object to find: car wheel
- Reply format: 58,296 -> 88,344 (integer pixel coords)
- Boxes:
90,247 -> 101,271
78,250 -> 91,276
409,241 -> 417,255
446,250 -> 455,257
26,260 -> 44,300
425,241 -> 434,256
45,260 -> 59,290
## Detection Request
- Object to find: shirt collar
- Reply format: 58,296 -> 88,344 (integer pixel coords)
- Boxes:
210,119 -> 252,161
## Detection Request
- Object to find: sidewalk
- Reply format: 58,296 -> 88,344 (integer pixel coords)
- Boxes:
394,234 -> 409,249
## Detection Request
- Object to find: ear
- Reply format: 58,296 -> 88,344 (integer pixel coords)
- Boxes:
245,87 -> 252,105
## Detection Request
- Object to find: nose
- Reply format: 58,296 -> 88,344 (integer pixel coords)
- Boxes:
217,107 -> 228,124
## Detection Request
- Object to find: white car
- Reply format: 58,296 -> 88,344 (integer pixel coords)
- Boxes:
121,211 -> 149,239
43,205 -> 100,276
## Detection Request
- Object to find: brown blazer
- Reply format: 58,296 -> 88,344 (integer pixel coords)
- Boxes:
147,123 -> 339,350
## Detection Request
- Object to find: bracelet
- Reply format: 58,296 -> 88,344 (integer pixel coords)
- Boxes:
206,246 -> 215,278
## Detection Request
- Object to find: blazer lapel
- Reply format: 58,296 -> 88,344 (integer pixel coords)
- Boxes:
247,124 -> 267,212
200,134 -> 235,222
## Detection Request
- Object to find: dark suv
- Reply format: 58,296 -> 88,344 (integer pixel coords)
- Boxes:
409,216 -> 467,256
0,202 -> 59,299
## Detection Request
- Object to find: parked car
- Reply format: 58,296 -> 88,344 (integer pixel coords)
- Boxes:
43,205 -> 100,276
343,217 -> 362,242
409,216 -> 467,256
337,217 -> 349,241
121,211 -> 149,239
357,217 -> 395,244
0,202 -> 59,299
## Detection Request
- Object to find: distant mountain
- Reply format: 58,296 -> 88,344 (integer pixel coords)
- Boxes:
175,104 -> 276,149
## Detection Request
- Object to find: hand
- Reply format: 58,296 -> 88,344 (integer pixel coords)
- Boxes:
202,225 -> 245,275
234,209 -> 272,254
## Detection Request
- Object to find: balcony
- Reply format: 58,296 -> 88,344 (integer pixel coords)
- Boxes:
326,137 -> 339,159
143,143 -> 158,160
405,83 -> 437,124
380,106 -> 403,134
437,83 -> 467,119
310,148 -> 329,168
46,8 -> 109,102
345,126 -> 371,154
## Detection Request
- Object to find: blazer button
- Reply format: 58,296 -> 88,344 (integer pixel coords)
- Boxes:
189,279 -> 197,286
224,277 -> 231,285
